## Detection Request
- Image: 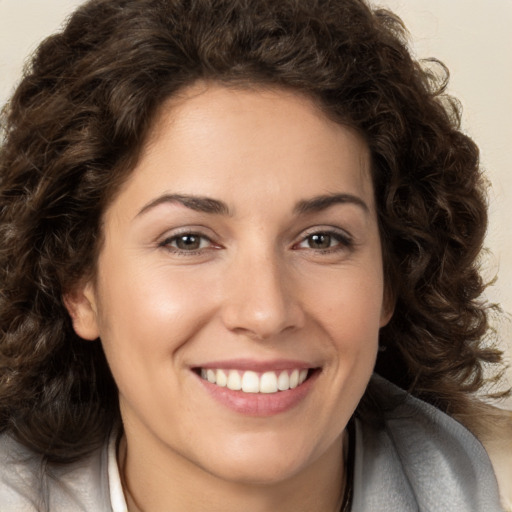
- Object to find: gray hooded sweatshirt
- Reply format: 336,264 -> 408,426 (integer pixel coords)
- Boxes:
0,375 -> 504,511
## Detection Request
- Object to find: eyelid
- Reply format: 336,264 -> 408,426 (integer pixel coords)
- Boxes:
157,227 -> 222,254
162,233 -> 210,248
298,226 -> 353,242
293,226 -> 354,251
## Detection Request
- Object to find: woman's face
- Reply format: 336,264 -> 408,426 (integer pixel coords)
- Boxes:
70,84 -> 391,485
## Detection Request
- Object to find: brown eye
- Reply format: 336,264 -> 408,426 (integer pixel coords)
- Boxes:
175,234 -> 202,250
160,233 -> 212,252
295,230 -> 353,252
307,233 -> 332,249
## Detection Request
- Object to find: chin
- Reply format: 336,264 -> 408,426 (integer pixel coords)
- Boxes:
204,456 -> 307,487
191,433 -> 324,487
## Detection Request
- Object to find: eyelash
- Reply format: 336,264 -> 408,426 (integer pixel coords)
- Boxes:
293,229 -> 354,253
158,228 -> 353,256
158,231 -> 218,255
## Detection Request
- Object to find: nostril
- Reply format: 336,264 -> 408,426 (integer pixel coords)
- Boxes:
220,265 -> 305,339
221,305 -> 305,341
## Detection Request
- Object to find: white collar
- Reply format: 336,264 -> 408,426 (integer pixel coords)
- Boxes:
107,431 -> 128,512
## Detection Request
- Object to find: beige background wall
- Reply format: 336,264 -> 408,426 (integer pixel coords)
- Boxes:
378,0 -> 512,406
1,0 -> 511,404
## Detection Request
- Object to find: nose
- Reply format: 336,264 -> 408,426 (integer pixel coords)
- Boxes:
220,249 -> 305,340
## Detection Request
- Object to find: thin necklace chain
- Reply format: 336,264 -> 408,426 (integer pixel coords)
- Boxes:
120,423 -> 354,512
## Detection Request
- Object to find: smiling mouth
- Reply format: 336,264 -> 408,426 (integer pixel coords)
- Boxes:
197,368 -> 314,394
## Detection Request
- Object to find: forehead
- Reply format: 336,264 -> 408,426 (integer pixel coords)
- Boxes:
150,82 -> 367,158
114,82 -> 374,216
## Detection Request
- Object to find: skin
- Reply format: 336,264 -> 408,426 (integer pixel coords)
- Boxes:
68,83 -> 392,512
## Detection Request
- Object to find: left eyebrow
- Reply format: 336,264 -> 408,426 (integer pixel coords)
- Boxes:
136,193 -> 231,218
294,193 -> 369,215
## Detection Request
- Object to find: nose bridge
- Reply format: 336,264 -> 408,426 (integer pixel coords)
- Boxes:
220,242 -> 303,339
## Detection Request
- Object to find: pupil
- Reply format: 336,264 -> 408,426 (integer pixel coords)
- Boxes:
177,235 -> 200,250
310,234 -> 330,249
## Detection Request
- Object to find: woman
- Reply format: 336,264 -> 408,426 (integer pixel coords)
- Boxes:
0,0 -> 505,510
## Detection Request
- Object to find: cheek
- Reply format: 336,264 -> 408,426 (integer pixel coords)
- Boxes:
93,266 -> 217,418
305,266 -> 385,341
95,262 -> 217,364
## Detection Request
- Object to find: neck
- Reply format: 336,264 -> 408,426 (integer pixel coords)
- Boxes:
118,429 -> 348,512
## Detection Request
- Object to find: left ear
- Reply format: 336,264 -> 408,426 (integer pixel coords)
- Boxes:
379,286 -> 395,328
63,281 -> 100,340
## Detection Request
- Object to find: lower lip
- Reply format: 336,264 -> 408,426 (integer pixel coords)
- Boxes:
195,371 -> 318,416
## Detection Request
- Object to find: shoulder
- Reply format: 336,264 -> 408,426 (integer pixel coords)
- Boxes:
0,433 -> 42,510
473,403 -> 512,511
352,375 -> 504,512
0,432 -> 112,512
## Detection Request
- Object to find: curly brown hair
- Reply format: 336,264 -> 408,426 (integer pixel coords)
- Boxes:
0,0 -> 502,463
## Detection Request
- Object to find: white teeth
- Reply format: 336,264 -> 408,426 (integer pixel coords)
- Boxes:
277,371 -> 290,391
200,368 -> 310,393
216,369 -> 227,387
289,369 -> 299,389
206,369 -> 216,383
241,371 -> 260,393
260,371 -> 278,393
227,370 -> 242,391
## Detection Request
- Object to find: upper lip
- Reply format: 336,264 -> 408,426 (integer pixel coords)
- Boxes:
192,358 -> 317,372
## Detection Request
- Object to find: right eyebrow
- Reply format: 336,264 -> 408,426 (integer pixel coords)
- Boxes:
135,193 -> 231,218
294,193 -> 369,216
